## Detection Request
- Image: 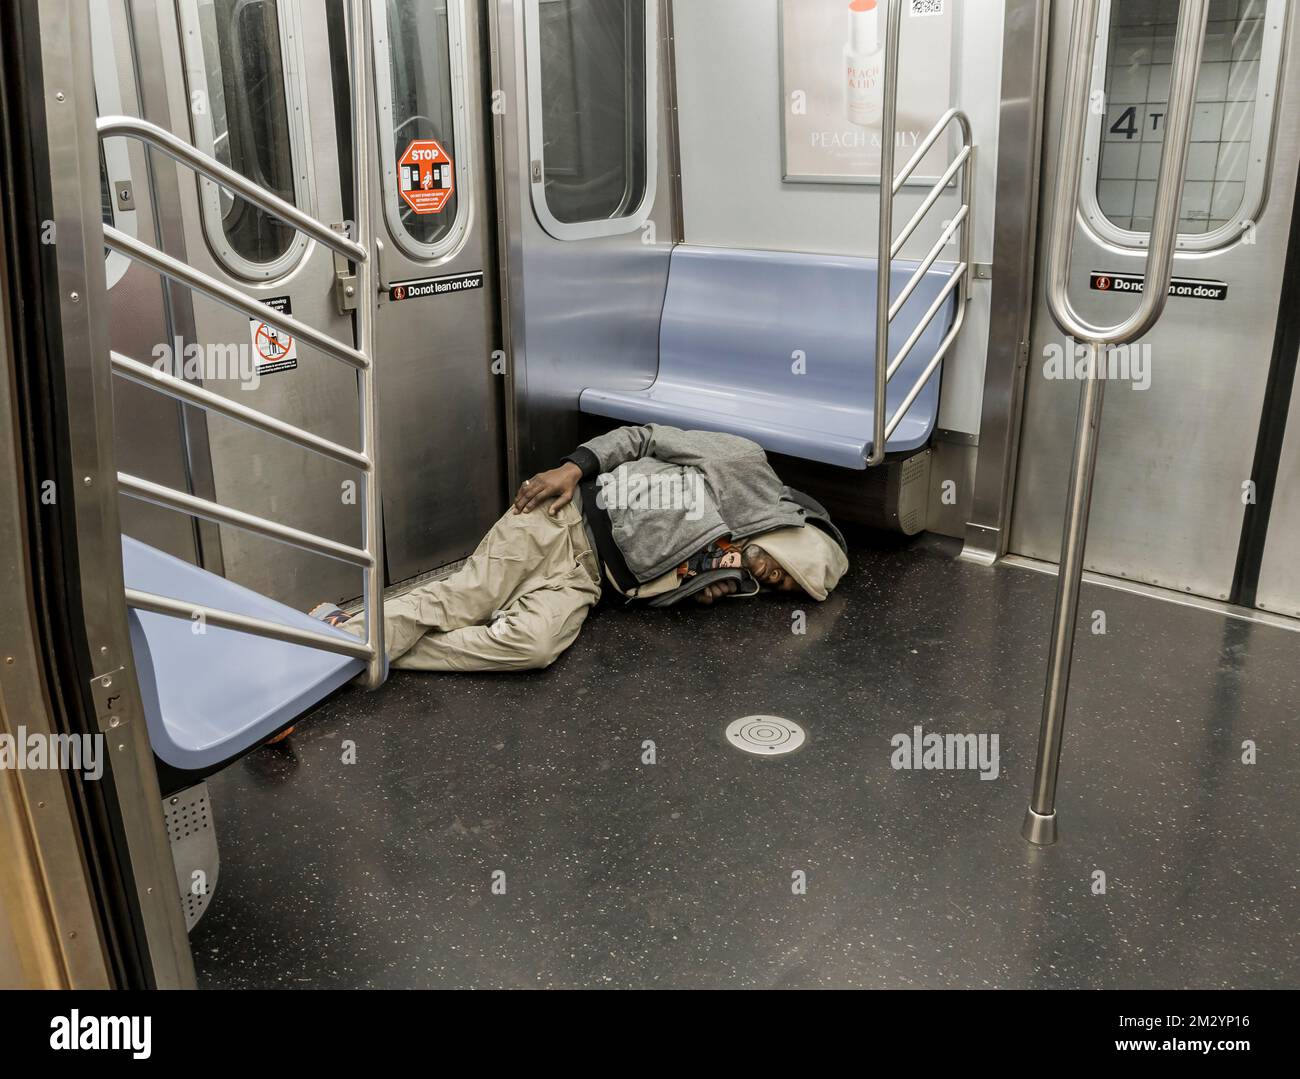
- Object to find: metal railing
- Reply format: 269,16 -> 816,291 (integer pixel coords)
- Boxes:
1022,0 -> 1209,846
98,0 -> 386,687
870,2 -> 975,467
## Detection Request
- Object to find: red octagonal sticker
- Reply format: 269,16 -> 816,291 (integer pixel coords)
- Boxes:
398,139 -> 454,215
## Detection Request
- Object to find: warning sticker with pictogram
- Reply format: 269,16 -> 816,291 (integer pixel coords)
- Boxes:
248,295 -> 298,375
1090,271 -> 1228,301
398,139 -> 455,215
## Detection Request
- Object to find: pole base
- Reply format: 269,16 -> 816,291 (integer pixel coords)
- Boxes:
1021,806 -> 1059,846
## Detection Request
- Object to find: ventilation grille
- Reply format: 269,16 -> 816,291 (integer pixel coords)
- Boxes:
164,782 -> 219,933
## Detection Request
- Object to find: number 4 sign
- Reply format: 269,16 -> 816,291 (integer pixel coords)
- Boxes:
398,139 -> 455,215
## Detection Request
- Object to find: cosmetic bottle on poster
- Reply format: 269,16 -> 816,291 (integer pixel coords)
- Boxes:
845,0 -> 884,128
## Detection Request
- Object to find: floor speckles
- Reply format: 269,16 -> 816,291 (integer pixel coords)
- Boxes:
192,536 -> 1300,989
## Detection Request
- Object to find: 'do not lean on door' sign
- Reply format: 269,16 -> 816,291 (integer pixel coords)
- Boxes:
398,139 -> 455,215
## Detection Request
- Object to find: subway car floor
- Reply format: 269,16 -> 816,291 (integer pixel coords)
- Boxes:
190,534 -> 1299,989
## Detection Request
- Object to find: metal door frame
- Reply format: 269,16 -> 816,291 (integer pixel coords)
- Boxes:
961,0 -> 1052,566
30,0 -> 197,987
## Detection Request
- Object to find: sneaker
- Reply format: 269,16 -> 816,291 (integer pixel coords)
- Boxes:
308,602 -> 353,628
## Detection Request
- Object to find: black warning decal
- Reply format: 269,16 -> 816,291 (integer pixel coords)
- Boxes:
388,271 -> 485,303
1090,272 -> 1228,302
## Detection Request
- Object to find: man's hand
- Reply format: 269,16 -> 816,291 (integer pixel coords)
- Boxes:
693,578 -> 740,605
513,462 -> 583,515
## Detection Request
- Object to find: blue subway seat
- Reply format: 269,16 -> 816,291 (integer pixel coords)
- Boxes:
123,536 -> 364,773
580,245 -> 957,470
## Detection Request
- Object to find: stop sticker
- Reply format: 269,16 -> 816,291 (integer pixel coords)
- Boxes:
397,139 -> 455,215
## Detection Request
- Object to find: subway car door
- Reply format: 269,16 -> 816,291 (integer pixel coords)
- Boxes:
1012,0 -> 1300,608
133,0 -> 364,609
366,0 -> 506,584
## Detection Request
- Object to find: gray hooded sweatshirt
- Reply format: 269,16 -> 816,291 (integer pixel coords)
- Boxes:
564,424 -> 811,583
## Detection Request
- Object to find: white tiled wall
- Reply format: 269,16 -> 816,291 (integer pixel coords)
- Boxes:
1097,0 -> 1264,233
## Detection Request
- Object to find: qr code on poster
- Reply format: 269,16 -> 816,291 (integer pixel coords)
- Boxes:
909,0 -> 944,16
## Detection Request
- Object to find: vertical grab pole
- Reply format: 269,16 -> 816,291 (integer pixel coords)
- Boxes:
1021,356 -> 1105,845
1022,0 -> 1209,844
348,0 -> 385,689
870,0 -> 903,467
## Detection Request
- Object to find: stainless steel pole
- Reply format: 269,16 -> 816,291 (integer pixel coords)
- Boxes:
348,0 -> 386,690
1022,346 -> 1106,846
870,0 -> 903,467
1022,0 -> 1208,844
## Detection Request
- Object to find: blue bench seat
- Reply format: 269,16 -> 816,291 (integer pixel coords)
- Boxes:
123,536 -> 364,773
580,245 -> 957,470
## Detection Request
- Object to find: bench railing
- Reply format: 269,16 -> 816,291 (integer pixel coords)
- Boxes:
870,1 -> 974,467
98,0 -> 385,686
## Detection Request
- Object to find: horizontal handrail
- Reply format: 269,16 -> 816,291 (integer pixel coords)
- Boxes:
97,114 -> 367,264
110,351 -> 371,472
890,144 -> 972,259
889,206 -> 968,322
886,262 -> 967,381
126,589 -> 371,662
118,472 -> 374,568
103,226 -> 369,371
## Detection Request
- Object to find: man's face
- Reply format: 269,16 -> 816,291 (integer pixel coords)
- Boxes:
743,544 -> 801,593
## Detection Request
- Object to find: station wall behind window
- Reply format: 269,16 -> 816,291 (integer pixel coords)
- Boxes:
1095,0 -> 1277,244
384,0 -> 459,250
185,0 -> 308,272
536,0 -> 648,227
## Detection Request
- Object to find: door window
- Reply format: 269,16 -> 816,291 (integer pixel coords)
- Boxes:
1085,0 -> 1285,250
525,0 -> 657,241
372,0 -> 471,260
180,0 -> 313,278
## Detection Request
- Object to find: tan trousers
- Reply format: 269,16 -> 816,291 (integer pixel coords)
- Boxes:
351,500 -> 602,672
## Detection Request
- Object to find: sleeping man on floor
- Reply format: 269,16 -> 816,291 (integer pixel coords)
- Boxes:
313,424 -> 849,673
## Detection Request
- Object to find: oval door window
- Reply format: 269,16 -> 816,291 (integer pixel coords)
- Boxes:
181,0 -> 313,279
1084,0 -> 1286,252
374,0 -> 471,261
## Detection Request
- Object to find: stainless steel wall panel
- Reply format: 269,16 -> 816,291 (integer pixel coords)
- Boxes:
95,0 -> 197,565
961,0 -> 1050,564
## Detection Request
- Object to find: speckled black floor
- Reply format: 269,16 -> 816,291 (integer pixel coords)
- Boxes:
190,535 -> 1299,989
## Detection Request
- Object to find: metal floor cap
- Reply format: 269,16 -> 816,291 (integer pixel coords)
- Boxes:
725,715 -> 806,756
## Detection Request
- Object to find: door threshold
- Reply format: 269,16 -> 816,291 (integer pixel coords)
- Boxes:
1000,554 -> 1300,634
